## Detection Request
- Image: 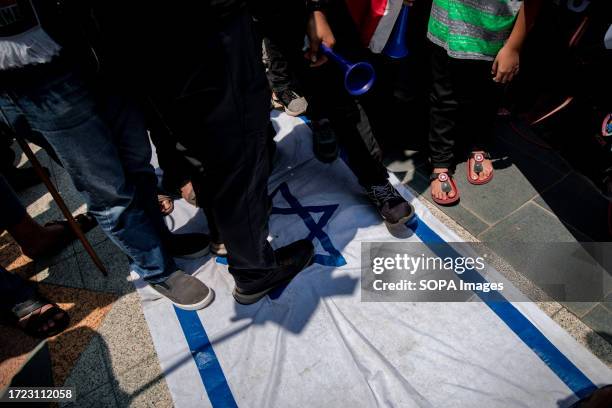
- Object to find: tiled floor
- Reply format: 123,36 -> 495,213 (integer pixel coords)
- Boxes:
387,120 -> 612,349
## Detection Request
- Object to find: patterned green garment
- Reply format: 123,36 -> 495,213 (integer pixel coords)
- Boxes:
428,0 -> 522,61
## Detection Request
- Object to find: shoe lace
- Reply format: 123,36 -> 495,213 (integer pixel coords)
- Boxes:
367,183 -> 402,205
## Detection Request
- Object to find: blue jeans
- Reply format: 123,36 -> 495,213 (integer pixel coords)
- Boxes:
0,61 -> 175,283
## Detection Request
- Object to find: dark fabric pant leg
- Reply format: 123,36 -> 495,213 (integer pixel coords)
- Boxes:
251,0 -> 306,94
0,265 -> 35,311
0,131 -> 16,173
300,1 -> 388,187
308,64 -> 388,186
429,43 -> 500,169
163,11 -> 276,282
450,59 -> 500,153
147,107 -> 193,194
428,44 -> 459,169
0,174 -> 26,232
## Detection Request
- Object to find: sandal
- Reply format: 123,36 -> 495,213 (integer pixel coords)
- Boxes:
467,151 -> 494,185
158,194 -> 175,215
430,171 -> 460,206
8,294 -> 70,338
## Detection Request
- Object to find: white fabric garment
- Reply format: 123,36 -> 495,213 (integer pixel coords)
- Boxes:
0,1 -> 61,70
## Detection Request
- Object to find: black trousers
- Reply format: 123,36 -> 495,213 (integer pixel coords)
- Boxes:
151,11 -> 276,282
429,43 -> 501,169
252,0 -> 389,187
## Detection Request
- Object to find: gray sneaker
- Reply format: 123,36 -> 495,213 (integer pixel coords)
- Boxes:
149,271 -> 215,310
273,89 -> 308,117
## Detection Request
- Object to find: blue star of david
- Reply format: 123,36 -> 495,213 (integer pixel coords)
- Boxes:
269,182 -> 347,267
215,182 -> 346,268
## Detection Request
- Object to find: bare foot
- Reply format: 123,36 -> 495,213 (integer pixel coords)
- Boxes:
468,151 -> 493,182
430,168 -> 457,201
180,182 -> 197,207
22,223 -> 69,259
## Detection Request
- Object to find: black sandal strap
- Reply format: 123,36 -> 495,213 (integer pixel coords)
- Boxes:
44,213 -> 98,234
11,297 -> 49,320
11,295 -> 69,337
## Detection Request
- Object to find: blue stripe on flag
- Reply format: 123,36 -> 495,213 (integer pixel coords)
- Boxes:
172,201 -> 596,406
410,216 -> 597,399
174,307 -> 238,408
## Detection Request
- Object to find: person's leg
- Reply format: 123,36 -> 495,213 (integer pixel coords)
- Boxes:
253,0 -> 308,116
451,59 -> 499,183
0,265 -> 34,310
0,174 -> 97,258
0,174 -> 26,233
169,12 -> 276,280
428,43 -> 460,202
147,106 -> 193,196
1,66 -> 213,310
0,132 -> 15,173
0,70 -> 173,283
0,125 -> 51,191
161,10 -> 313,302
111,98 -> 212,259
0,264 -> 70,337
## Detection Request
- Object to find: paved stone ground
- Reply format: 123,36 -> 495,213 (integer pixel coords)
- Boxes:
386,120 -> 612,357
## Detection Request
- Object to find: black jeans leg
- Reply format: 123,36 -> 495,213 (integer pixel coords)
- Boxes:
251,0 -> 307,94
159,11 -> 276,283
429,43 -> 500,169
0,131 -> 16,174
0,265 -> 35,311
429,44 -> 459,169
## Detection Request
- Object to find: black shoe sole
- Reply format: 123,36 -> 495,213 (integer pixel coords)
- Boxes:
382,205 -> 416,227
232,251 -> 314,305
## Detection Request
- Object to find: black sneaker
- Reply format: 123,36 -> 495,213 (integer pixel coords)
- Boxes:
365,181 -> 415,225
149,271 -> 214,310
312,119 -> 339,163
233,239 -> 314,305
164,233 -> 210,259
272,89 -> 308,117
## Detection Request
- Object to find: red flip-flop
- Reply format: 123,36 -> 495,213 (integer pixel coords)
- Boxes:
467,152 -> 494,185
430,172 -> 460,206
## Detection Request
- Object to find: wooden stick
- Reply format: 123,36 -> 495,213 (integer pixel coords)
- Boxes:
14,136 -> 108,277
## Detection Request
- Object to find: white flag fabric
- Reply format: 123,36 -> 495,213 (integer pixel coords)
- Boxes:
137,112 -> 611,408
